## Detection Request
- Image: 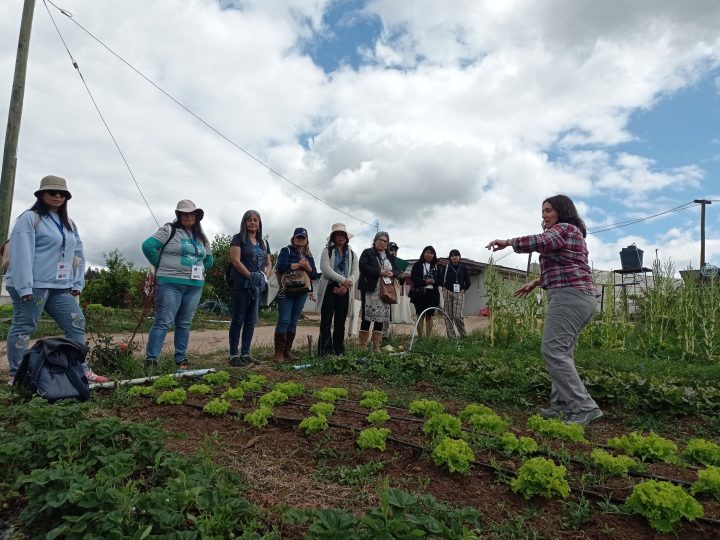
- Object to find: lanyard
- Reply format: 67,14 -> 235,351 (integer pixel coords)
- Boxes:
48,214 -> 66,254
449,264 -> 461,283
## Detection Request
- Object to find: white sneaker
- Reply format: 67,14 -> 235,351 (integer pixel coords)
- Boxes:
84,369 -> 109,383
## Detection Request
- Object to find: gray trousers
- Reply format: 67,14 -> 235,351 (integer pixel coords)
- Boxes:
542,288 -> 598,413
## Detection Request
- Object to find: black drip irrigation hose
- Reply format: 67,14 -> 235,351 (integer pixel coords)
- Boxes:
179,401 -> 720,528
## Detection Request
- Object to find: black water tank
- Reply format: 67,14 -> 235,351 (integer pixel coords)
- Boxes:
619,244 -> 644,270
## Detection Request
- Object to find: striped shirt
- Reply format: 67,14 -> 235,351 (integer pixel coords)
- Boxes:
510,223 -> 597,296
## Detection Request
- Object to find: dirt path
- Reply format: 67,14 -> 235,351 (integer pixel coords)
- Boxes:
0,315 -> 490,373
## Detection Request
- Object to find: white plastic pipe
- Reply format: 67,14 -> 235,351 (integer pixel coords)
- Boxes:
89,368 -> 216,389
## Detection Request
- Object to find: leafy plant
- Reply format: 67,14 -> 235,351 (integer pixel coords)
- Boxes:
274,381 -> 305,397
458,403 -> 495,422
244,406 -> 274,428
310,402 -> 335,417
312,387 -> 349,402
203,398 -> 231,416
202,371 -> 231,385
188,383 -> 212,394
409,399 -> 445,417
360,389 -> 388,409
423,414 -> 462,440
240,374 -> 267,392
221,387 -> 245,401
683,438 -> 720,467
607,431 -> 677,462
357,427 -> 391,451
156,388 -> 187,405
299,415 -> 330,435
690,466 -> 720,501
431,438 -> 475,474
466,412 -> 508,434
527,415 -> 587,443
501,432 -> 538,455
127,385 -> 153,397
511,457 -> 570,499
259,389 -> 289,407
151,374 -> 179,389
624,480 -> 704,533
367,409 -> 391,424
590,449 -> 643,476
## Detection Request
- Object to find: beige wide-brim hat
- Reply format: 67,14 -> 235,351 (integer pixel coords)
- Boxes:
327,222 -> 353,241
34,175 -> 72,199
175,199 -> 204,221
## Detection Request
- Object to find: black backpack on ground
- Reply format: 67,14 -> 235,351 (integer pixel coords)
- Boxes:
13,338 -> 91,402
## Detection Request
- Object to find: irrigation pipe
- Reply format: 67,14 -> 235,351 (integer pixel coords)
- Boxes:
89,368 -> 216,390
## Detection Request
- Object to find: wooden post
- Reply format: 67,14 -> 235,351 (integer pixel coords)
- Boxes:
0,0 -> 36,244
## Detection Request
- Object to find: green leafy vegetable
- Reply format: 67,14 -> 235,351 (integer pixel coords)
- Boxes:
360,390 -> 388,409
527,415 -> 587,443
273,381 -> 305,397
203,398 -> 231,416
501,432 -> 538,455
607,432 -> 677,462
202,371 -> 230,385
367,409 -> 391,424
466,413 -> 508,434
127,385 -> 153,397
511,457 -> 570,500
458,403 -> 495,422
590,449 -> 643,476
625,480 -> 703,533
156,388 -> 187,405
690,466 -> 720,501
309,402 -> 335,417
259,390 -> 289,407
423,414 -> 462,440
152,374 -> 179,389
188,383 -> 212,394
683,438 -> 720,467
408,399 -> 444,418
244,406 -> 274,428
431,438 -> 475,474
357,428 -> 391,451
299,415 -> 329,435
221,387 -> 246,401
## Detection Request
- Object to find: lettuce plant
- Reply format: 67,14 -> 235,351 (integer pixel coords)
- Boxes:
466,413 -> 508,434
683,438 -> 720,467
526,415 -> 587,443
690,466 -> 720,501
408,399 -> 444,418
625,480 -> 703,533
156,388 -> 187,405
244,406 -> 273,428
501,432 -> 538,455
360,389 -> 388,409
367,409 -> 391,425
152,375 -> 179,389
259,390 -> 289,407
607,432 -> 677,462
203,398 -> 231,416
431,438 -> 475,475
458,403 -> 494,422
309,402 -> 335,417
221,387 -> 245,401
273,381 -> 305,397
590,449 -> 643,476
511,457 -> 570,499
127,385 -> 153,397
423,414 -> 462,441
357,428 -> 391,451
202,371 -> 230,385
188,384 -> 212,394
299,415 -> 329,435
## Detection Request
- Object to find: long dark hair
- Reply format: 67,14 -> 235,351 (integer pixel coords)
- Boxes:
416,245 -> 438,266
171,216 -> 208,245
543,195 -> 587,237
238,210 -> 265,249
29,197 -> 72,231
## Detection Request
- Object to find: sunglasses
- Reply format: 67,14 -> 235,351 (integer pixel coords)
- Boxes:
44,190 -> 68,198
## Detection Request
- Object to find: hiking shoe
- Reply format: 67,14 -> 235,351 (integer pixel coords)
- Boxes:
229,355 -> 241,367
176,362 -> 190,370
85,369 -> 109,383
564,408 -> 604,426
539,406 -> 565,419
144,358 -> 158,368
239,355 -> 253,366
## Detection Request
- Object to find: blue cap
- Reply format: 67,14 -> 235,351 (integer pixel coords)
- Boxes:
293,227 -> 308,238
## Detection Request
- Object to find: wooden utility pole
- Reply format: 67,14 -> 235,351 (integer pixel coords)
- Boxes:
694,199 -> 712,268
0,0 -> 36,243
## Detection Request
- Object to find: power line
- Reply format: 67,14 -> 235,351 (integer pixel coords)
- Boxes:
45,0 -> 374,228
587,201 -> 697,235
42,0 -> 160,227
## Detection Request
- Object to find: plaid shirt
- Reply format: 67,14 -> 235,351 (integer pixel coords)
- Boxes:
510,223 -> 597,295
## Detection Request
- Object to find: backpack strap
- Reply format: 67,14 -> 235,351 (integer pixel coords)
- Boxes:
156,224 -> 177,267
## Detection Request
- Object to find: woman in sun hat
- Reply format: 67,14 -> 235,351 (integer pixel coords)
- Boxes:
315,223 -> 359,356
273,227 -> 319,361
5,175 -> 108,384
486,194 -> 602,426
142,199 -> 213,369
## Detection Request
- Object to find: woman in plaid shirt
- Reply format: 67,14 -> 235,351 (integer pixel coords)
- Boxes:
487,195 -> 603,426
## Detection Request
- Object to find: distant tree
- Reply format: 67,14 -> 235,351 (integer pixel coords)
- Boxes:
82,249 -> 145,307
204,233 -> 232,306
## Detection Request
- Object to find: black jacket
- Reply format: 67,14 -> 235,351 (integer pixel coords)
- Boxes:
359,248 -> 399,293
410,260 -> 442,292
439,263 -> 472,291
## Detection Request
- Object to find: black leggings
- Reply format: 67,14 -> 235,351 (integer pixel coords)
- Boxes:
360,320 -> 384,332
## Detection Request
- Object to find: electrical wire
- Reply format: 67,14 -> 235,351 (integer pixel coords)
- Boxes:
44,0 -> 374,228
587,201 -> 697,235
42,0 -> 160,227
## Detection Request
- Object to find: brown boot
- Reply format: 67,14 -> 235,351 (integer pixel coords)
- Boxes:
357,330 -> 370,349
273,333 -> 286,361
425,316 -> 434,337
371,331 -> 383,352
284,331 -> 299,361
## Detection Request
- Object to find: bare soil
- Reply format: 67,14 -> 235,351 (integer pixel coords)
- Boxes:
113,368 -> 720,540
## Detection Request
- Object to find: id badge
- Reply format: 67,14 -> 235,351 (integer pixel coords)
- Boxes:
56,261 -> 70,280
191,264 -> 204,280
382,276 -> 392,284
453,283 -> 460,293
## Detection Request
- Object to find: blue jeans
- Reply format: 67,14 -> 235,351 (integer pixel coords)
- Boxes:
276,293 -> 308,334
6,287 -> 87,377
229,286 -> 261,356
146,283 -> 203,364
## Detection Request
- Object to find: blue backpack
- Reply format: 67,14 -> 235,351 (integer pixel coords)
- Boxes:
13,338 -> 91,402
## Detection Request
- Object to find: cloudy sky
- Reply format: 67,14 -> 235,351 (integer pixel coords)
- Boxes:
1,0 -> 719,275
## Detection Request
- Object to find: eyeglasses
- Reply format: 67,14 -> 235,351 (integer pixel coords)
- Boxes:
44,190 -> 68,198
179,212 -> 196,218
375,238 -> 388,244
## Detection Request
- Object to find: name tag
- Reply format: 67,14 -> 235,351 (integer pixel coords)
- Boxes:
453,284 -> 460,293
56,261 -> 70,280
382,276 -> 392,284
191,264 -> 204,280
